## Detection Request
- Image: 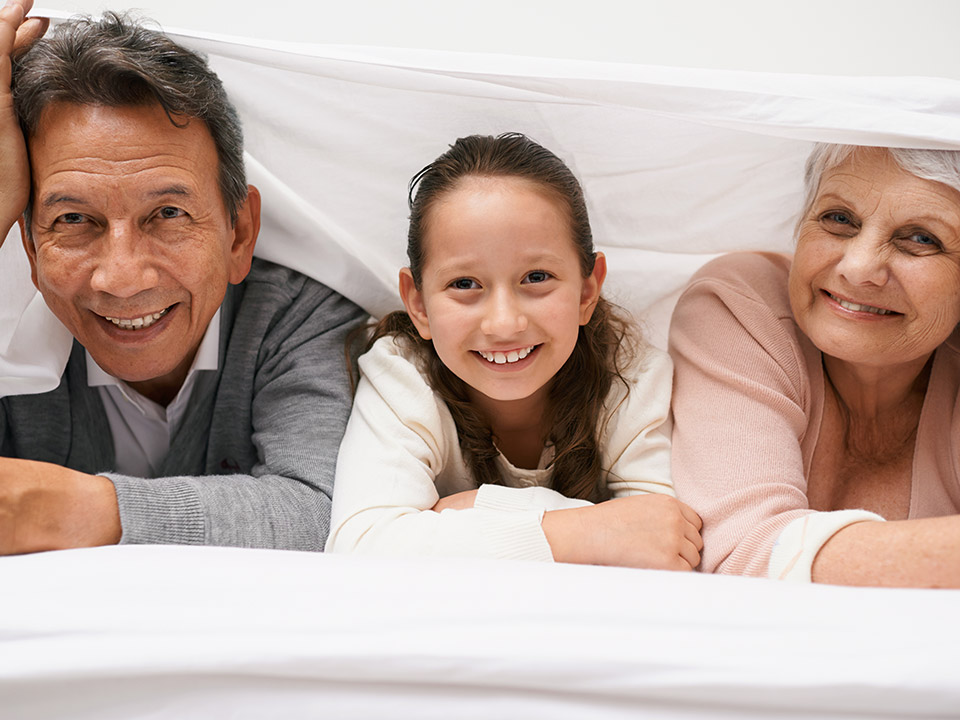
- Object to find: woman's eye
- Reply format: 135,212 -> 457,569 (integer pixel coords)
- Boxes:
523,270 -> 550,284
158,206 -> 185,219
822,211 -> 852,225
903,230 -> 941,251
450,278 -> 479,290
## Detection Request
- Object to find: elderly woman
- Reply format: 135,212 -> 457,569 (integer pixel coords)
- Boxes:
669,144 -> 960,587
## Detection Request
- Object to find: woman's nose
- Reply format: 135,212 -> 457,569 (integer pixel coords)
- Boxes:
836,230 -> 890,287
480,289 -> 528,337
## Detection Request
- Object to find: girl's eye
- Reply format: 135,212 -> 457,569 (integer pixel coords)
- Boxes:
522,271 -> 550,284
158,206 -> 185,219
450,278 -> 479,290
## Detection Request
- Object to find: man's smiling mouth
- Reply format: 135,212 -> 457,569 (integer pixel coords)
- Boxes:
102,306 -> 171,330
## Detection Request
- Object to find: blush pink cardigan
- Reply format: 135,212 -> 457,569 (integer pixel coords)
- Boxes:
669,252 -> 960,579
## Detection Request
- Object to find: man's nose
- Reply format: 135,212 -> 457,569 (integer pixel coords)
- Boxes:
479,288 -> 528,337
88,225 -> 160,297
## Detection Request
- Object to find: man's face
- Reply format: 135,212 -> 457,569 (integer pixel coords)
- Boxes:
23,101 -> 257,403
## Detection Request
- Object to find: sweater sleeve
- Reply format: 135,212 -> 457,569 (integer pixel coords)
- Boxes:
668,252 -> 882,578
325,337 -> 553,561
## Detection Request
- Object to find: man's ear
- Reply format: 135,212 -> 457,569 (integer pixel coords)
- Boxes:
227,184 -> 261,285
398,268 -> 432,340
18,216 -> 40,291
579,251 -> 607,325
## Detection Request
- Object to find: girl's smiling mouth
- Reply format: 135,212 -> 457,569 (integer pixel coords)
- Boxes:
476,344 -> 538,364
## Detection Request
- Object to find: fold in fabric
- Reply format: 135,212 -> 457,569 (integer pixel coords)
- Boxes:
2,17 -> 959,396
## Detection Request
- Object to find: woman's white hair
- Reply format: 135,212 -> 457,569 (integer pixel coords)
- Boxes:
799,144 -> 960,230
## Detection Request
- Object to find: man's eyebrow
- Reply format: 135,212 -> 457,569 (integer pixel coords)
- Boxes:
40,193 -> 87,208
146,184 -> 192,199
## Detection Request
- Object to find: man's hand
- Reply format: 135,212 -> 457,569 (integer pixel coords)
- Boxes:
432,489 -> 478,512
0,457 -> 121,554
0,0 -> 47,245
543,494 -> 703,570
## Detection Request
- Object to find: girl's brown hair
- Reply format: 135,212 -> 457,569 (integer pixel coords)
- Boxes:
369,133 -> 640,502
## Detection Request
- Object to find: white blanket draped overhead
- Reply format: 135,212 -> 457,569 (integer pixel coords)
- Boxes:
1,19 -> 959,395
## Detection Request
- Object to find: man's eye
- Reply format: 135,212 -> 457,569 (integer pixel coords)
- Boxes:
57,213 -> 85,224
158,206 -> 184,219
523,271 -> 550,284
450,278 -> 479,290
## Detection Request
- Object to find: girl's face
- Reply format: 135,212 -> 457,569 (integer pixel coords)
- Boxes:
400,176 -> 605,413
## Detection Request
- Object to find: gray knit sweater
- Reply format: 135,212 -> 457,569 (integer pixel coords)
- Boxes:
1,258 -> 367,550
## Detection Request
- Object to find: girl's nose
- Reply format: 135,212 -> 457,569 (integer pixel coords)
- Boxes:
480,289 -> 528,337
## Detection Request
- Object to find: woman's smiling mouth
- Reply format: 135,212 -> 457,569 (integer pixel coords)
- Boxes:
823,291 -> 897,316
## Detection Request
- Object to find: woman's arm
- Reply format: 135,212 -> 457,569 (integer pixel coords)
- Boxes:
812,515 -> 960,587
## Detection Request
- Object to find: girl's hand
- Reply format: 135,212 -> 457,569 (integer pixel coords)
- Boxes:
542,494 -> 703,570
0,0 -> 48,244
432,489 -> 478,512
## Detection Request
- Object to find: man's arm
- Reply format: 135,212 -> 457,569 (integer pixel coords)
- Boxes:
0,0 -> 46,244
0,458 -> 120,553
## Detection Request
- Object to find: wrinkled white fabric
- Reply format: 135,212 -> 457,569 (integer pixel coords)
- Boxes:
0,545 -> 957,719
2,15 -> 958,396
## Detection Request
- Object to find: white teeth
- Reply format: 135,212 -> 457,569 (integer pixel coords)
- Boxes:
478,345 -> 535,364
829,293 -> 893,316
104,308 -> 169,330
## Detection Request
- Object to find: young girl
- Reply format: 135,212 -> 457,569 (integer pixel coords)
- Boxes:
326,134 -> 702,569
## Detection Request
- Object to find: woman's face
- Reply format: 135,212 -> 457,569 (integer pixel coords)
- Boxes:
789,149 -> 960,373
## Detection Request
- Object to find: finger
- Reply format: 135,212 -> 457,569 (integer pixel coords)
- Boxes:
677,500 -> 703,530
13,15 -> 47,51
0,0 -> 29,53
679,536 -> 701,570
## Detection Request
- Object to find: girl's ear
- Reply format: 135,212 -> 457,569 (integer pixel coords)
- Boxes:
579,251 -> 607,325
399,268 -> 432,340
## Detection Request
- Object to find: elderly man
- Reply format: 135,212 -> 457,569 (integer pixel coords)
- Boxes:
0,1 -> 366,553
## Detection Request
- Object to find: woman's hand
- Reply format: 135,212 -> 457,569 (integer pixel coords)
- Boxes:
0,0 -> 47,244
431,489 -> 478,512
542,494 -> 703,570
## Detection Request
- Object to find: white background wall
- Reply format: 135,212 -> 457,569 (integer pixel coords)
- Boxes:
33,0 -> 960,79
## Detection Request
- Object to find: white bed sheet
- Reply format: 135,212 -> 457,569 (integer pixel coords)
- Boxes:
1,545 -> 957,720
2,13 -> 960,394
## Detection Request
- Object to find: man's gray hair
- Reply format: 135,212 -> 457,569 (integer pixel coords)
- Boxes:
12,11 -> 247,234
799,143 -> 960,230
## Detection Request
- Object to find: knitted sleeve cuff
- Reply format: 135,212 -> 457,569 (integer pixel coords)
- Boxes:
475,483 -> 592,512
106,474 -> 206,545
768,509 -> 885,582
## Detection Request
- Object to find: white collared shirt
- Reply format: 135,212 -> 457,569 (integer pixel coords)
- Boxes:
87,310 -> 221,477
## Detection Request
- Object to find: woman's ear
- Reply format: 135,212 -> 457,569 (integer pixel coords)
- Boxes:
579,251 -> 607,325
399,268 -> 432,340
